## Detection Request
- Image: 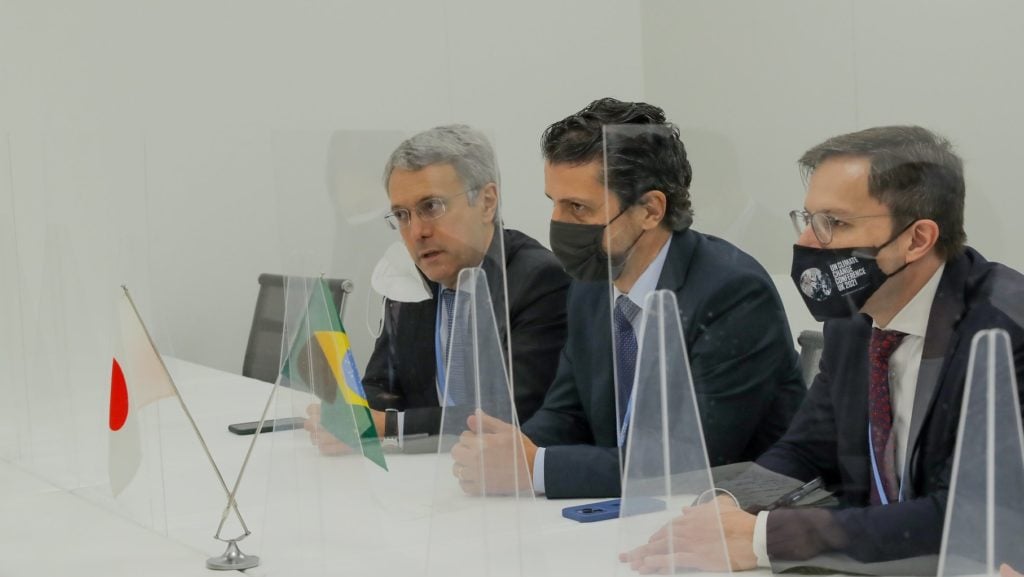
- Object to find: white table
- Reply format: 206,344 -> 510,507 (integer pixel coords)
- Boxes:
0,358 -> 754,577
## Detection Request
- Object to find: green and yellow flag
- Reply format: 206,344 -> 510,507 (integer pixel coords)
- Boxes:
282,278 -> 387,470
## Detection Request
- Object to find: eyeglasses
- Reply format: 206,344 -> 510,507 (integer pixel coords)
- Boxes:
384,191 -> 471,230
789,209 -> 891,246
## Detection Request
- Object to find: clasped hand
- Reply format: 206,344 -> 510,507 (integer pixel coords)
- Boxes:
449,411 -> 537,496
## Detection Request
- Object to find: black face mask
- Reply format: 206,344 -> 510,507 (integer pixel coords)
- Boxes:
790,228 -> 911,321
549,209 -> 643,282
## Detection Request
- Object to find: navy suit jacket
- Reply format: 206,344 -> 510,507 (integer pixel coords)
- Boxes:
521,228 -> 806,498
362,227 -> 570,437
758,247 -> 1024,571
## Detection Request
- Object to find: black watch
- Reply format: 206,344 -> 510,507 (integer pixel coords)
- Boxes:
383,408 -> 399,440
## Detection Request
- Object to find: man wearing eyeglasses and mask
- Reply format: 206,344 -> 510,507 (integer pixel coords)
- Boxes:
448,98 -> 806,497
621,126 -> 1024,574
304,125 -> 569,452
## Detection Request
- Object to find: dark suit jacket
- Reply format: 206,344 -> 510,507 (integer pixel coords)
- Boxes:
757,247 -> 1024,571
362,227 -> 570,437
521,228 -> 806,498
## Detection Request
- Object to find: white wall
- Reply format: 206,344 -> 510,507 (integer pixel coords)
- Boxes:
641,0 -> 1024,337
641,0 -> 1024,295
6,0 -> 1019,409
0,0 -> 645,374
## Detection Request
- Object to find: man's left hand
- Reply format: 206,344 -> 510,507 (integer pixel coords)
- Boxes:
619,496 -> 758,573
450,411 -> 537,496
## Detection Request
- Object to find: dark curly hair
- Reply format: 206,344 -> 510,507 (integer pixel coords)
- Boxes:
541,97 -> 693,231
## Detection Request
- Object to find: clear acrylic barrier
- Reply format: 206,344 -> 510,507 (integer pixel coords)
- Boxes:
0,133 -> 169,524
254,126 -> 518,576
425,266 -> 545,577
602,124 -> 728,574
255,130 -> 410,576
616,290 -> 729,575
939,329 -> 1024,577
0,134 -> 24,463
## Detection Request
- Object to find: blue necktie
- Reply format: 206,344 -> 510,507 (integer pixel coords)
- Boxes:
439,289 -> 464,405
614,295 -> 642,427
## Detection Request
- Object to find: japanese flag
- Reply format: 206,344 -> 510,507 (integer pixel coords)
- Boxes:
108,291 -> 176,496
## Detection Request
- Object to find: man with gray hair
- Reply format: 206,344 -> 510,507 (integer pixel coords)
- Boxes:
305,125 -> 570,450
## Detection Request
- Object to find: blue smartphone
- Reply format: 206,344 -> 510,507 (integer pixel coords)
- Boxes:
561,497 -> 665,523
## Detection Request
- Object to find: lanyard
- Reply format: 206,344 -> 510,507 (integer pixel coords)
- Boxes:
867,423 -> 905,505
617,392 -> 634,448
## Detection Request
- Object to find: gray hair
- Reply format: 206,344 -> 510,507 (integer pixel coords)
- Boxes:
383,124 -> 499,203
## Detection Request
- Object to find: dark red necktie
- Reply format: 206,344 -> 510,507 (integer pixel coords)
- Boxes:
868,328 -> 906,505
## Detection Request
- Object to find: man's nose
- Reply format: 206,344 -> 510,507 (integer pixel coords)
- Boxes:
796,225 -> 822,248
550,205 -> 568,223
409,213 -> 433,238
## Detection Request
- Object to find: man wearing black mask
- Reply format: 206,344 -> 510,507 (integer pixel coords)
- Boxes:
622,126 -> 1024,574
449,98 -> 806,498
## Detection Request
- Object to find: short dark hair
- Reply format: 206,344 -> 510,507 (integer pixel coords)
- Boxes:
799,125 -> 966,259
540,97 -> 693,231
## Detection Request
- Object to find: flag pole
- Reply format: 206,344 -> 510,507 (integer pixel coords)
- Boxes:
213,273 -> 329,540
120,286 -> 258,570
212,350 -> 283,540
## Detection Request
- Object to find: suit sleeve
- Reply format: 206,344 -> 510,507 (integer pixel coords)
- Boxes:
522,349 -> 622,499
759,348 -> 948,564
521,343 -> 593,448
766,480 -> 948,567
765,318 -> 1024,568
507,257 -> 570,424
756,341 -> 841,484
542,445 -> 621,498
363,299 -> 405,411
685,272 -> 805,465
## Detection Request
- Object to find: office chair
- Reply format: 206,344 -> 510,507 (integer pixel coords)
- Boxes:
797,329 -> 825,388
241,273 -> 354,385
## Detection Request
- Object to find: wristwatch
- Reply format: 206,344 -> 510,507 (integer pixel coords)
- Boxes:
382,408 -> 399,450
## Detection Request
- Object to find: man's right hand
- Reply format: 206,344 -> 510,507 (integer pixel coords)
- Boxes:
303,403 -> 352,456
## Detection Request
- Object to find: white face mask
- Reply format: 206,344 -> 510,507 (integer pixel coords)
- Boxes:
370,241 -> 432,303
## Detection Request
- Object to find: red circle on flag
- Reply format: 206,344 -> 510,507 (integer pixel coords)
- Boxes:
110,358 -> 129,431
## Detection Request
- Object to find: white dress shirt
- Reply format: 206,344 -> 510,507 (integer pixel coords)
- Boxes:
753,264 -> 946,567
532,236 -> 673,495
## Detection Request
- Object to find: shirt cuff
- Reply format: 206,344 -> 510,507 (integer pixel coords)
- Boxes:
396,411 -> 405,449
532,447 -> 546,495
753,511 -> 771,568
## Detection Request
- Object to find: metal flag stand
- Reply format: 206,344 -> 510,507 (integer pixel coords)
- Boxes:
122,286 -> 260,570
205,327 -> 290,571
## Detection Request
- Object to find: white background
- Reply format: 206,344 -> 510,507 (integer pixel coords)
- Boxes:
2,0 -> 1021,375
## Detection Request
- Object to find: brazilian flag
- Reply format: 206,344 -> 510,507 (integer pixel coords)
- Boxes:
281,278 -> 387,470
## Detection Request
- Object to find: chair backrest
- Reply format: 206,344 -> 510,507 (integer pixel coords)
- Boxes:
241,273 -> 354,385
797,329 -> 825,388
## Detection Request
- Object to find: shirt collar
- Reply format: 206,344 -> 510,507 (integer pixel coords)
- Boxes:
876,263 -> 946,337
613,235 -> 673,309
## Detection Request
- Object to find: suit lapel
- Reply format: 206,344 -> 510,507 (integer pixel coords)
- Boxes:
905,255 -> 970,490
411,283 -> 441,406
846,318 -> 873,492
655,229 -> 698,294
480,227 -> 510,350
588,286 -> 617,436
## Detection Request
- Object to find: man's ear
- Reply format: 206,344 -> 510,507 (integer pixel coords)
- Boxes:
478,183 -> 499,224
638,190 -> 667,230
905,219 -> 940,263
